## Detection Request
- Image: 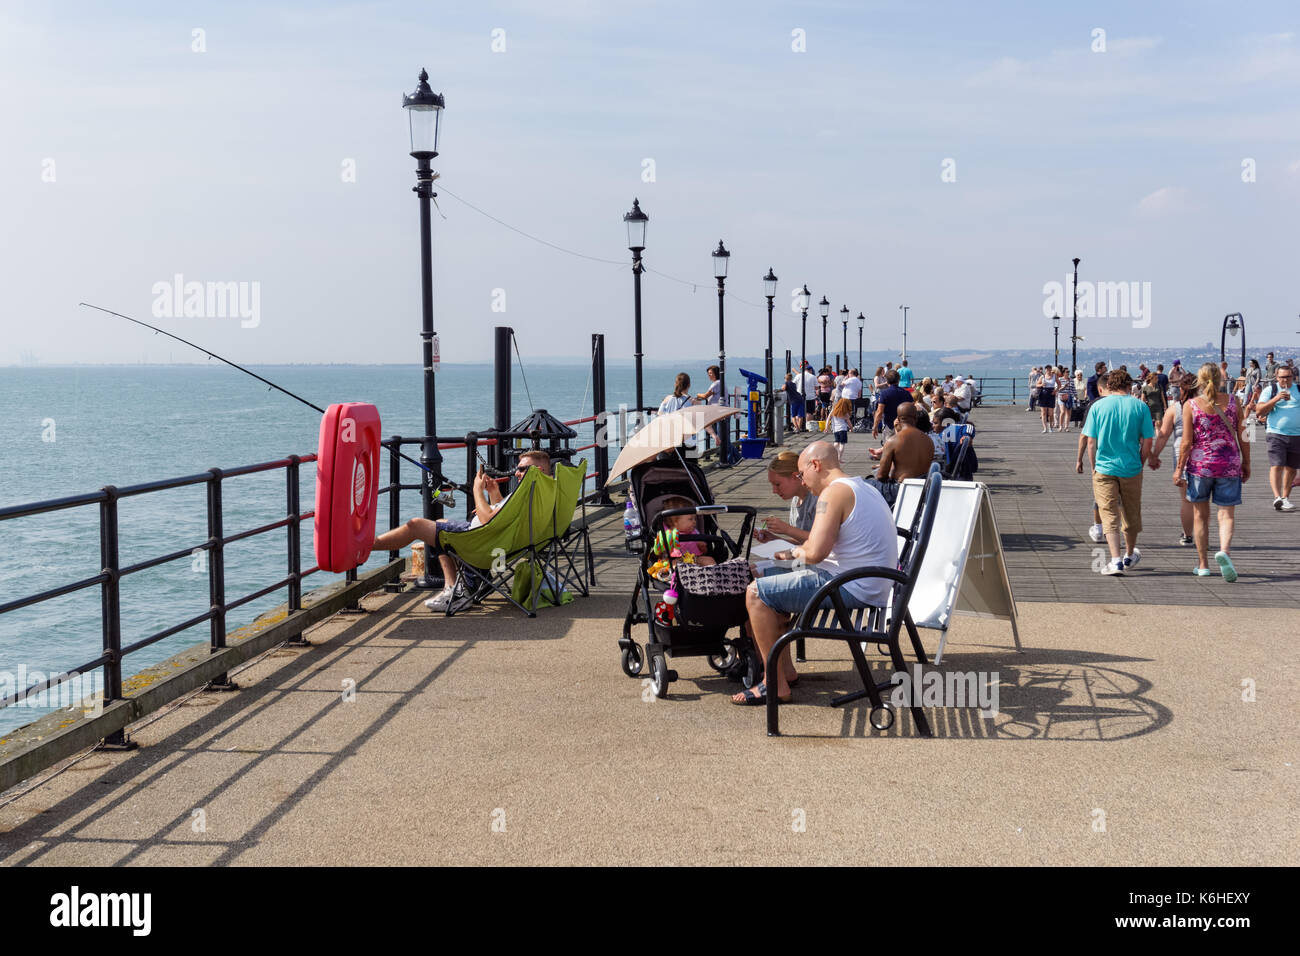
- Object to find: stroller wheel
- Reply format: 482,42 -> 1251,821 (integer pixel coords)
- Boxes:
870,703 -> 896,731
620,644 -> 644,678
651,654 -> 670,699
708,646 -> 739,673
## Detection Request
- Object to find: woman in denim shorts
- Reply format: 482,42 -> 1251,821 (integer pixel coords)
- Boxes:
1175,363 -> 1250,581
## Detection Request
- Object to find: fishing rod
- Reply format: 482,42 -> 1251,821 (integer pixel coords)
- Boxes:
79,302 -> 469,496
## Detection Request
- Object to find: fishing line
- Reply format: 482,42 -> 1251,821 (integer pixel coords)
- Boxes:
79,303 -> 467,494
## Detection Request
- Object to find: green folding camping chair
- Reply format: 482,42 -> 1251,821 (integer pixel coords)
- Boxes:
438,459 -> 592,618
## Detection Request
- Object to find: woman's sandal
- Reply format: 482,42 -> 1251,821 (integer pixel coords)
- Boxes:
731,681 -> 793,706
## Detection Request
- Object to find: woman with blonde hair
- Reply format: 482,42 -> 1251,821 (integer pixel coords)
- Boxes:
1174,363 -> 1250,580
755,451 -> 817,545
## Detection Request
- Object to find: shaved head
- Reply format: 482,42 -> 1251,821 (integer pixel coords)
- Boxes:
896,402 -> 918,426
797,440 -> 842,495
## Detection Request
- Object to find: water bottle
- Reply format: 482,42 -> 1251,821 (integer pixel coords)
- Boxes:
624,499 -> 641,539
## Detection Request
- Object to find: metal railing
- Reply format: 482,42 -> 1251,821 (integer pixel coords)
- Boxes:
0,452 -> 328,744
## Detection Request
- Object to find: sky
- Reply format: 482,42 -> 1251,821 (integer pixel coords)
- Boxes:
1,0 -> 1298,366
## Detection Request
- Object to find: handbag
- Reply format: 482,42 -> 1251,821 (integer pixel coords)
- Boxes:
674,557 -> 752,597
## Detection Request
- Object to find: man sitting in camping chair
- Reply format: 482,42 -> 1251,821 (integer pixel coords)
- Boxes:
373,449 -> 553,613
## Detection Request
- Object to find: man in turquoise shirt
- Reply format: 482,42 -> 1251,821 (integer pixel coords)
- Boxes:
1082,369 -> 1155,575
1256,365 -> 1300,511
898,361 -> 914,389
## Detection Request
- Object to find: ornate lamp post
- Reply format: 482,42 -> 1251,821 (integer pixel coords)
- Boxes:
819,296 -> 830,369
856,312 -> 865,371
1052,314 -> 1060,368
404,68 -> 446,587
797,285 -> 811,418
899,304 -> 909,366
840,305 -> 849,372
712,241 -> 731,463
623,199 -> 648,413
763,268 -> 778,441
1070,257 -> 1081,374
1221,313 -> 1245,388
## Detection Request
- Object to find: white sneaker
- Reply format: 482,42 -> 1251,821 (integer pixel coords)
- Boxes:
1282,499 -> 1297,513
1042,426 -> 1048,433
1274,497 -> 1284,511
1123,548 -> 1141,570
1088,524 -> 1105,543
1102,561 -> 1125,576
424,588 -> 454,610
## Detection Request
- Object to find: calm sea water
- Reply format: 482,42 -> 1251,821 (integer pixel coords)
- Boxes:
0,359 -> 1015,733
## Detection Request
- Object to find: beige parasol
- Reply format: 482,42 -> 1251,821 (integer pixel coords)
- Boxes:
605,405 -> 743,483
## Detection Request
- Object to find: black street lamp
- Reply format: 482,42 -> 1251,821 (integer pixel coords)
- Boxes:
404,68 -> 445,588
856,312 -> 865,371
623,198 -> 648,413
797,285 -> 811,425
1052,314 -> 1060,368
713,241 -> 731,463
1070,257 -> 1081,374
819,296 -> 830,369
1221,312 -> 1246,386
763,267 -> 778,442
839,305 -> 849,372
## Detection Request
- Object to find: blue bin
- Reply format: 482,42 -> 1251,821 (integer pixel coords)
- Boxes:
738,437 -> 768,460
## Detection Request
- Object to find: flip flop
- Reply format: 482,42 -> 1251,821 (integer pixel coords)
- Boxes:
732,682 -> 767,706
1214,551 -> 1238,583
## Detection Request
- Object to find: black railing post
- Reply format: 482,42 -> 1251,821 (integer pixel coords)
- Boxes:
207,468 -> 236,691
388,437 -> 401,562
465,434 -> 479,520
287,455 -> 302,613
97,486 -> 134,750
592,333 -> 612,503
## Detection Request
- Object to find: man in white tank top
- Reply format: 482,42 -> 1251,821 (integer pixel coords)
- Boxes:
733,441 -> 899,705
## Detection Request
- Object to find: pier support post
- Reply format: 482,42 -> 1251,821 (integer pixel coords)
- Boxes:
592,334 -> 613,504
494,326 -> 512,473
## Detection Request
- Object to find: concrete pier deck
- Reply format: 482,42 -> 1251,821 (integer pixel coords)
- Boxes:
1,408 -> 1296,866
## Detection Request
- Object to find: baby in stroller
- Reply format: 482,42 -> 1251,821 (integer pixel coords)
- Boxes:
647,496 -> 716,581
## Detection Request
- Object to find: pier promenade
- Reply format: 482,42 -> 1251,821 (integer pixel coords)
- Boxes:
1,407 -> 1296,866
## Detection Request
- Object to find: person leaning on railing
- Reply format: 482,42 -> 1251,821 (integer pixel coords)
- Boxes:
373,449 -> 553,612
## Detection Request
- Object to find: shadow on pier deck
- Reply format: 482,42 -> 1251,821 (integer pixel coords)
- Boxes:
1,409 -> 1295,866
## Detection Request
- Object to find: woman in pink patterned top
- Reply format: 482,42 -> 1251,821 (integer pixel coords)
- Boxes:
1174,363 -> 1251,581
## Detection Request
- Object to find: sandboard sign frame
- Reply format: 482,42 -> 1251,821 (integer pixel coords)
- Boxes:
891,478 -> 1021,664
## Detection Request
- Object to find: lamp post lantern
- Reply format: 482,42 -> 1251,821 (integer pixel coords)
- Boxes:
404,68 -> 446,587
1052,314 -> 1060,368
797,285 -> 811,427
623,198 -> 648,413
856,312 -> 865,371
899,304 -> 909,366
1070,257 -> 1080,374
1221,313 -> 1245,387
763,267 -> 778,442
713,241 -> 731,463
819,296 -> 830,370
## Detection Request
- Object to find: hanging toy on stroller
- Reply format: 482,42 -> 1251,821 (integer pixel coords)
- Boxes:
653,574 -> 679,628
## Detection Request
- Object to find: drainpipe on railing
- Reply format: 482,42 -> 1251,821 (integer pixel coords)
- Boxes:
97,485 -> 135,751
591,333 -> 612,504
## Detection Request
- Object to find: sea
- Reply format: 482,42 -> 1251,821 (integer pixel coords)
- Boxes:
0,360 -> 1025,733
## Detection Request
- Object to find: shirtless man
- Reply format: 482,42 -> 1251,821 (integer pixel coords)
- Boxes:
865,403 -> 933,508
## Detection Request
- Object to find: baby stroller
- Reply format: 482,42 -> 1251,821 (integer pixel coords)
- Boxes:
619,454 -> 760,698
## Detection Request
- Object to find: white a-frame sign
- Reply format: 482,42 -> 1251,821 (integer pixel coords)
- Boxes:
892,479 -> 1021,663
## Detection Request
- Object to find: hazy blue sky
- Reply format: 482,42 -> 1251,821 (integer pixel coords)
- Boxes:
2,0 -> 1298,365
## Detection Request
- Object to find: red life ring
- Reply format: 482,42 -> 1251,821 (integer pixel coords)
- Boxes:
313,402 -> 382,573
